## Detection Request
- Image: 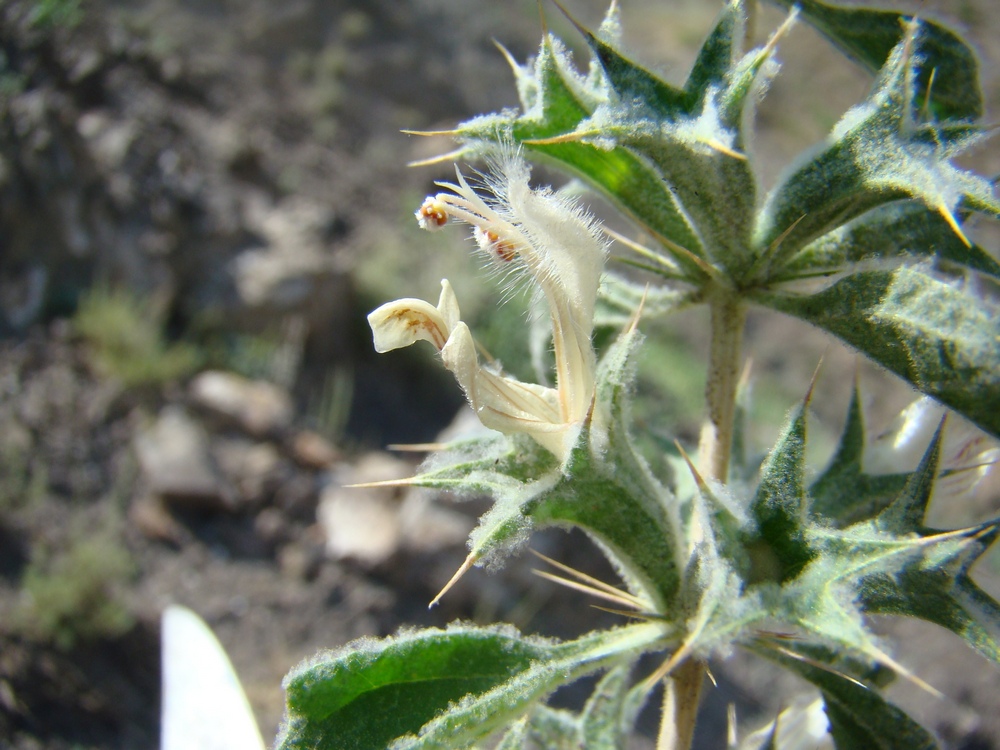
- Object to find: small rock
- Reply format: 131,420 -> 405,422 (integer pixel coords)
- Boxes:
288,429 -> 339,469
189,370 -> 293,436
130,495 -> 185,544
277,540 -> 323,581
399,490 -> 472,554
317,452 -> 412,566
274,474 -> 318,521
253,507 -> 289,548
318,490 -> 400,566
213,438 -> 283,504
134,406 -> 231,510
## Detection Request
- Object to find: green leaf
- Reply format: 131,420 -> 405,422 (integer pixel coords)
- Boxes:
684,0 -> 745,100
766,0 -> 982,121
754,267 -> 1000,439
594,273 -> 692,330
779,200 -> 1000,283
278,622 -> 663,750
393,624 -> 663,749
523,707 -> 581,749
874,420 -> 943,534
569,14 -> 690,118
810,383 -> 911,525
751,640 -> 938,750
748,402 -> 815,583
754,23 -> 996,268
579,663 -> 635,748
277,624 -> 552,750
859,523 -> 1000,667
459,35 -> 706,272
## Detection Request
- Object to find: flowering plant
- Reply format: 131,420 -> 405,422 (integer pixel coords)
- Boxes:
277,1 -> 1000,748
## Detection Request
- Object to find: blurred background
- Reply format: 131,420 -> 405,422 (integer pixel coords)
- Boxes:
0,0 -> 997,747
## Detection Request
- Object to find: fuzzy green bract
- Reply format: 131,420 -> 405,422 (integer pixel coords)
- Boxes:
280,1 -> 1000,748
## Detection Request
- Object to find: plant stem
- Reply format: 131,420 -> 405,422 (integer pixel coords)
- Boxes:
659,287 -> 746,750
700,287 -> 747,484
658,659 -> 705,750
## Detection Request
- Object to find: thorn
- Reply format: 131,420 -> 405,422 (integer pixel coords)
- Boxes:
401,128 -> 462,137
699,137 -> 747,160
429,551 -> 478,608
737,357 -> 754,394
590,604 -> 664,621
705,664 -> 718,688
537,0 -> 548,38
386,442 -> 449,452
749,213 -> 806,278
755,639 -> 869,690
768,214 -> 807,256
407,148 -> 469,168
641,640 -> 695,693
760,6 -> 799,58
602,226 -> 681,274
645,226 -> 718,280
345,477 -> 418,489
804,351 -> 826,405
675,439 -> 708,494
534,570 -> 645,609
549,0 -> 588,40
938,203 -> 972,248
920,67 -> 938,123
493,40 -> 522,79
522,129 -> 600,146
626,284 -> 650,335
530,549 -> 647,609
865,644 -> 944,699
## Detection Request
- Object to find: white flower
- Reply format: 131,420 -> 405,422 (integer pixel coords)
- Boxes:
369,153 -> 608,462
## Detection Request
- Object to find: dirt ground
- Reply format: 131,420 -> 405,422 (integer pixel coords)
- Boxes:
0,1 -> 998,748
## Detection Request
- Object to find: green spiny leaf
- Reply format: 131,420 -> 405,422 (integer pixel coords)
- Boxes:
392,624 -> 664,749
750,639 -> 938,750
494,717 -> 529,750
754,23 -> 997,266
810,382 -> 910,525
579,663 -> 635,747
594,273 -> 692,330
875,420 -> 944,534
754,266 -> 1000,439
778,200 -> 1000,283
278,623 -> 663,750
748,401 -> 815,583
568,10 -> 690,117
277,624 -> 552,750
460,34 -> 706,272
859,522 -> 1000,667
685,0 -> 745,100
523,706 -> 580,749
766,0 -> 982,121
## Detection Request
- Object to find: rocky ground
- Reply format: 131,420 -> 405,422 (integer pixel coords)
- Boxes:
0,0 -> 999,748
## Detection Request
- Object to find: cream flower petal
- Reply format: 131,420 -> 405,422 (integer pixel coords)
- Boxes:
368,299 -> 448,353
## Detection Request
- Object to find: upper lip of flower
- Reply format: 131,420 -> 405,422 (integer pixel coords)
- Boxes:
371,152 -> 608,462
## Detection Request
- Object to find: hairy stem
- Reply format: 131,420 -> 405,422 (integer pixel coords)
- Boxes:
700,288 -> 747,484
659,287 -> 746,750
658,659 -> 705,750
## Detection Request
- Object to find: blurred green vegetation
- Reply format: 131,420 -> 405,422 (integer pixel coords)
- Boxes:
26,0 -> 82,29
0,428 -> 47,514
73,285 -> 202,388
11,525 -> 135,650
